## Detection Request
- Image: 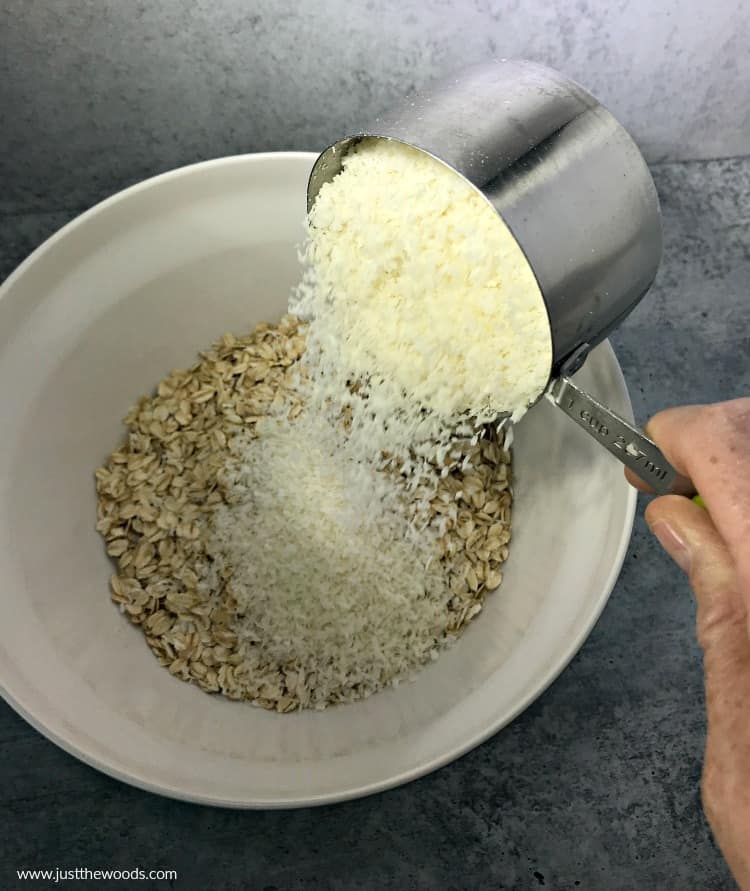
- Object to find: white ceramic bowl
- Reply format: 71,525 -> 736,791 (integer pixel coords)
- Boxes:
0,153 -> 636,807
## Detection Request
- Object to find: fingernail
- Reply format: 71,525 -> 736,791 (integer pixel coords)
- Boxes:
650,521 -> 691,573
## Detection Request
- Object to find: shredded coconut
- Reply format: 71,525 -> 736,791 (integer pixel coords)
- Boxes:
204,138 -> 546,707
208,409 -> 450,708
97,136 -> 545,711
292,136 -> 552,442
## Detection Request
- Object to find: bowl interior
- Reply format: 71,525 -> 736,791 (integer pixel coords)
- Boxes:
0,153 -> 635,806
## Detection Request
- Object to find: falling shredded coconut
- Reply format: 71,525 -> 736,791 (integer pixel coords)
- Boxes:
94,137 -> 550,711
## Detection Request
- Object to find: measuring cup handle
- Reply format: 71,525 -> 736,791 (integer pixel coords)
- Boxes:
546,376 -> 694,496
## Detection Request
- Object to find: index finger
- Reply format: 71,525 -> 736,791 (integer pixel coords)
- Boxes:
644,399 -> 750,589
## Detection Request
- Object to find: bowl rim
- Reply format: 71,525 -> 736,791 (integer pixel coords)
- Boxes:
0,151 -> 317,298
0,152 -> 637,808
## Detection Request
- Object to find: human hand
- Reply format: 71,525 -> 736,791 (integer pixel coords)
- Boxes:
625,398 -> 750,889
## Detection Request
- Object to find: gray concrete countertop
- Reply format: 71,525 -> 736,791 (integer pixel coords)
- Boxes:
0,157 -> 747,890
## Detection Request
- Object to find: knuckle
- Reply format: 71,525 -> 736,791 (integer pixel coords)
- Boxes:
695,598 -> 745,653
715,398 -> 750,439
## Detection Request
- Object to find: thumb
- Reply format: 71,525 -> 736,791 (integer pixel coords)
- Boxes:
645,496 -> 750,711
647,496 -> 750,891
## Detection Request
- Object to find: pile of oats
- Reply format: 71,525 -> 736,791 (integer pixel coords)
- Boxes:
95,314 -> 512,711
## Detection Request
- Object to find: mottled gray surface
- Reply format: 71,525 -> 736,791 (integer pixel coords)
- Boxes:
3,0 -> 750,215
0,157 -> 747,889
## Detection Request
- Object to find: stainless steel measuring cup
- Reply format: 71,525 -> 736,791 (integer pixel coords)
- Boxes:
307,59 -> 688,496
